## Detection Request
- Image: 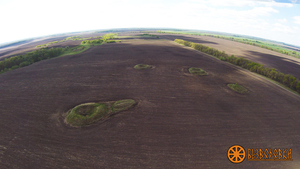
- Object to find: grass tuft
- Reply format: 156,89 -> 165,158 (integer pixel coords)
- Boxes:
227,83 -> 248,94
189,67 -> 207,75
112,99 -> 136,112
134,64 -> 152,69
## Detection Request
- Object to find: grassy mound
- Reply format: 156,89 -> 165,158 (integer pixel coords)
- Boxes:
189,67 -> 207,75
227,83 -> 248,94
112,99 -> 136,112
65,103 -> 109,127
65,99 -> 136,127
134,64 -> 152,69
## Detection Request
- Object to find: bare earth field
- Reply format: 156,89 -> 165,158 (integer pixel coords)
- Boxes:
0,36 -> 300,168
157,33 -> 300,79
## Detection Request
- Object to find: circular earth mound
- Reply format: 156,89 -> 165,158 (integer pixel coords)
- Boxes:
189,67 -> 207,75
227,83 -> 248,94
65,99 -> 136,127
134,64 -> 152,69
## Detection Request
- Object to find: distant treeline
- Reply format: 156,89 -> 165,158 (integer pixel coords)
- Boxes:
102,33 -> 118,40
174,39 -> 300,94
1,33 -> 120,74
140,34 -> 159,38
36,36 -> 89,48
0,47 -> 65,74
36,33 -> 118,48
81,39 -> 103,45
202,34 -> 300,58
81,33 -> 117,45
157,31 -> 300,59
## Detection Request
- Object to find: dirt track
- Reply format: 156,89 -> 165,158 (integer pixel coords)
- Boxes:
0,38 -> 300,168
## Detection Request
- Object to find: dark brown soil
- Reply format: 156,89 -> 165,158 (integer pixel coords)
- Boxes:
0,37 -> 299,169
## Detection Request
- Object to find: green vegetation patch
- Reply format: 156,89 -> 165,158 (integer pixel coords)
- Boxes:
134,64 -> 152,69
112,99 -> 136,112
66,103 -> 109,127
102,33 -> 118,41
189,67 -> 207,75
65,99 -> 136,127
60,45 -> 90,56
139,34 -> 159,38
0,47 -> 65,74
81,39 -> 103,45
36,44 -> 48,48
227,83 -> 248,94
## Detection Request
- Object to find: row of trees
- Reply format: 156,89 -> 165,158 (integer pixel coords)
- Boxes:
102,33 -> 117,41
81,33 -> 118,45
81,39 -> 117,45
174,39 -> 300,94
1,33 -> 119,74
0,47 -> 65,74
156,31 -> 300,58
36,41 -> 59,48
81,39 -> 103,45
203,34 -> 300,58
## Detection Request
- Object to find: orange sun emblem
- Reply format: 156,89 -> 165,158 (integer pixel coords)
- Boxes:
228,145 -> 246,163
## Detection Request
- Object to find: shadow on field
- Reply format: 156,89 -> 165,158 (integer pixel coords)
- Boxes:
245,50 -> 300,78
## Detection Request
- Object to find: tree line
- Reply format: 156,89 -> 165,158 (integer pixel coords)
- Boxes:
81,33 -> 117,45
0,47 -> 65,74
201,34 -> 300,59
156,30 -> 300,59
174,39 -> 300,94
1,33 -> 119,74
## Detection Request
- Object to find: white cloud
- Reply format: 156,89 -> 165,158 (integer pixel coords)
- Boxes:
294,16 -> 300,24
0,0 -> 299,46
258,1 -> 293,7
289,0 -> 300,3
277,18 -> 287,23
190,0 -> 293,7
271,23 -> 298,34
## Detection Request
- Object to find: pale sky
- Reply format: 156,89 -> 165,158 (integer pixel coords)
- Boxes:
0,0 -> 300,46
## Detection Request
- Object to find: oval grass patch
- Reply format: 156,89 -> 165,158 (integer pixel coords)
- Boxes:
134,64 -> 152,69
189,67 -> 207,75
227,83 -> 248,94
65,99 -> 136,127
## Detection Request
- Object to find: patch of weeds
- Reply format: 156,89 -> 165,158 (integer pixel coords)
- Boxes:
227,83 -> 248,94
189,67 -> 207,75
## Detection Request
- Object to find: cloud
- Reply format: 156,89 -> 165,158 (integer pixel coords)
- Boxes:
288,0 -> 300,3
258,1 -> 294,7
271,23 -> 298,34
190,0 -> 293,7
294,16 -> 300,24
277,18 -> 287,23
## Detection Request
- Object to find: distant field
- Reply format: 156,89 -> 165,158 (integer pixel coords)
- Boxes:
156,30 -> 300,58
0,33 -> 118,74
